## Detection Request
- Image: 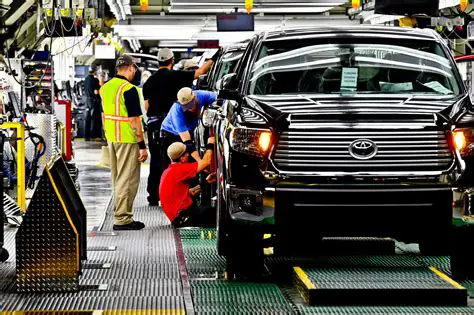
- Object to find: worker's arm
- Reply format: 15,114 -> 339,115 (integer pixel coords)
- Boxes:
94,78 -> 100,94
196,136 -> 215,173
130,116 -> 148,162
193,49 -> 221,79
144,99 -> 149,112
124,87 -> 148,162
194,60 -> 213,80
179,130 -> 201,162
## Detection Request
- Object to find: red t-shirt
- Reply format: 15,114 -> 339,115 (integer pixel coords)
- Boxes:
159,162 -> 198,222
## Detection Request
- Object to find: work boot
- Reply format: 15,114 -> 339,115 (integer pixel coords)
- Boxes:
113,221 -> 145,230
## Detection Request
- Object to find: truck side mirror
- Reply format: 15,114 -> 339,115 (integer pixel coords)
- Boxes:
217,73 -> 241,101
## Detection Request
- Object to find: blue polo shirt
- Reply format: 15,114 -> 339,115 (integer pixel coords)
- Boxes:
161,90 -> 217,135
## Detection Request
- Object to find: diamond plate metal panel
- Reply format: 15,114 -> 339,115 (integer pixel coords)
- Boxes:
16,169 -> 79,293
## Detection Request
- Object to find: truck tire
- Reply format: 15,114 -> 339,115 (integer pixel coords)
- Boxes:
0,248 -> 9,262
450,224 -> 474,280
419,238 -> 450,256
216,184 -> 229,256
225,228 -> 265,280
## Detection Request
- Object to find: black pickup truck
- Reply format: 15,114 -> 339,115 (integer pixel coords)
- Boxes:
201,26 -> 474,278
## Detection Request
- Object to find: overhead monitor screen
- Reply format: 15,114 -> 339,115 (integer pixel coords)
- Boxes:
375,0 -> 440,16
217,13 -> 254,32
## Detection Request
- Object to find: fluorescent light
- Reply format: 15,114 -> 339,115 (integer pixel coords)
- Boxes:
169,7 -> 334,13
174,2 -> 342,6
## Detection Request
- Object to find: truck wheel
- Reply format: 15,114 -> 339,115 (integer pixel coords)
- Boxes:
216,182 -> 228,256
419,238 -> 450,256
225,228 -> 264,280
450,225 -> 474,280
0,248 -> 9,262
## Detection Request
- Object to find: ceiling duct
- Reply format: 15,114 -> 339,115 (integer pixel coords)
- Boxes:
169,0 -> 346,13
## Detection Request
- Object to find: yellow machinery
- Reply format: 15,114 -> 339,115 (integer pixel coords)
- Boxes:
0,122 -> 26,212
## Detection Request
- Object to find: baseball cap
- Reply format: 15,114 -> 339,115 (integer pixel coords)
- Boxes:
168,142 -> 187,161
177,87 -> 195,110
157,48 -> 174,62
116,55 -> 137,68
183,59 -> 198,70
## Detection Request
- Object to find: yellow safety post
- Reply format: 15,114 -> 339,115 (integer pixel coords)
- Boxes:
460,0 -> 468,12
352,0 -> 360,9
0,122 -> 26,212
140,0 -> 149,11
245,0 -> 253,13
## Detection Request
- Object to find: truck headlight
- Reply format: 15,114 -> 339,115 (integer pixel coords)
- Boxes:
230,127 -> 272,157
201,109 -> 217,127
453,129 -> 474,156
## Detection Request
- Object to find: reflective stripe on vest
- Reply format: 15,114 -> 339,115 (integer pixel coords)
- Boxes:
101,78 -> 139,143
113,82 -> 129,142
103,114 -> 133,122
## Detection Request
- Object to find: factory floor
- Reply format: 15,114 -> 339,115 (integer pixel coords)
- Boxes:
1,141 -> 474,314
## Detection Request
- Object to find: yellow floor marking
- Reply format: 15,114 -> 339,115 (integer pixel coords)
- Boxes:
294,266 -> 316,290
429,266 -> 465,290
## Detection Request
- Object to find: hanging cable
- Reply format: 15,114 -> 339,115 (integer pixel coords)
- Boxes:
2,13 -> 54,89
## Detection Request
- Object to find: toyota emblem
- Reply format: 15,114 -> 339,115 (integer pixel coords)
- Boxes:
349,139 -> 378,160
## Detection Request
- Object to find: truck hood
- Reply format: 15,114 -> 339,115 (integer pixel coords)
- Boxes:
243,94 -> 471,128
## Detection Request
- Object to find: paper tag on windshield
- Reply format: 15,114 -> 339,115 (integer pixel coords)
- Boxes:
422,81 -> 453,95
341,68 -> 358,90
380,81 -> 413,92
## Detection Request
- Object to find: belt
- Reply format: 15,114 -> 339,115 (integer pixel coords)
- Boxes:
160,130 -> 175,138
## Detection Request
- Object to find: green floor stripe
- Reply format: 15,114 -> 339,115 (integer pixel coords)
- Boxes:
179,228 -> 474,314
192,280 -> 295,314
297,306 -> 474,314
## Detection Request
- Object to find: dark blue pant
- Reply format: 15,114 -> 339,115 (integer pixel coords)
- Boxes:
85,98 -> 102,139
147,119 -> 163,203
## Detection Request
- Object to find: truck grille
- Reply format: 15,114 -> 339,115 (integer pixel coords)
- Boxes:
273,130 -> 453,173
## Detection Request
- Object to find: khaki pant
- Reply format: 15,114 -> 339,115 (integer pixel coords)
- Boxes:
108,141 -> 140,225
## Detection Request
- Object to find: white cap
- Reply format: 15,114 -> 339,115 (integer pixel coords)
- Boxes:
177,87 -> 195,110
167,142 -> 187,161
157,48 -> 174,62
183,59 -> 198,70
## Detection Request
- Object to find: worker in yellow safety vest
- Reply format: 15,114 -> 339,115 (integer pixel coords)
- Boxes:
100,55 -> 148,230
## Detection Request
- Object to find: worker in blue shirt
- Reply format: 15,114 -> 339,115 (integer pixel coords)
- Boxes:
160,87 -> 217,172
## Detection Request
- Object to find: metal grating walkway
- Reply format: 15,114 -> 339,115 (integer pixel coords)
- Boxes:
1,142 -> 185,313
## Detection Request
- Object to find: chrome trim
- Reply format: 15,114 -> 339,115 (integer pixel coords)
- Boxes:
268,169 -> 453,177
277,143 -> 449,148
273,128 -> 454,175
294,203 -> 433,207
278,187 -> 452,192
275,160 -> 453,164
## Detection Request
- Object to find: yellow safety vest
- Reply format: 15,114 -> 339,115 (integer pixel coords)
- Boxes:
99,77 -> 141,143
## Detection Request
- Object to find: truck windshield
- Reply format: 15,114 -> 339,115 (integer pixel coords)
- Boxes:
249,38 -> 461,96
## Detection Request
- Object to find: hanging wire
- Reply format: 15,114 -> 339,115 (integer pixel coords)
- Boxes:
59,13 -> 75,33
3,16 -> 53,88
53,33 -> 92,56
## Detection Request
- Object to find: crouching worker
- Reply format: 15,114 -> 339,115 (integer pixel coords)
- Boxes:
159,136 -> 215,227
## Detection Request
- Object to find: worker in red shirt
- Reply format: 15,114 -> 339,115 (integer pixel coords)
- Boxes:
159,136 -> 215,227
